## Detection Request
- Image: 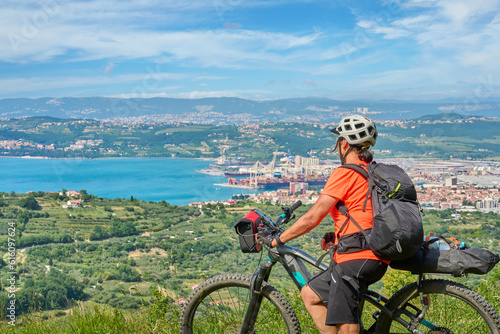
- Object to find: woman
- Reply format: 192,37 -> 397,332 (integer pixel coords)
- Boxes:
260,115 -> 388,334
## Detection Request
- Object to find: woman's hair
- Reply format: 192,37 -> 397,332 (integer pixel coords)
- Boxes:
350,144 -> 374,163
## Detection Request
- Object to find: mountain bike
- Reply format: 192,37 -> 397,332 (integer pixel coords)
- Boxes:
180,201 -> 500,333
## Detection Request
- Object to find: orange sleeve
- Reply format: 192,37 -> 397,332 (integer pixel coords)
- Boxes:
321,168 -> 350,201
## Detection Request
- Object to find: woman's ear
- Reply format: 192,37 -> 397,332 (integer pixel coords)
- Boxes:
340,138 -> 350,151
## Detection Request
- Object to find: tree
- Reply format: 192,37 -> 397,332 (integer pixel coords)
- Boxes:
116,264 -> 141,282
15,270 -> 86,312
89,225 -> 109,241
109,219 -> 137,238
19,196 -> 41,210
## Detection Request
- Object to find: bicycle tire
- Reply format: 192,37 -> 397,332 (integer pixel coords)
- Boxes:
180,273 -> 301,334
376,279 -> 500,334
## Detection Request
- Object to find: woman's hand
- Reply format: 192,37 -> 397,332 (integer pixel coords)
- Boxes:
321,232 -> 336,251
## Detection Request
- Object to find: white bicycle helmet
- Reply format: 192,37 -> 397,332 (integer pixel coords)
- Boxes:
331,115 -> 378,148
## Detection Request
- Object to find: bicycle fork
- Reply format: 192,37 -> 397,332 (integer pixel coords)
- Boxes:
390,275 -> 441,334
240,257 -> 277,334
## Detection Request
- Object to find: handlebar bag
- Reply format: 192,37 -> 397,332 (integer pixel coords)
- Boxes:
235,210 -> 263,253
390,247 -> 499,277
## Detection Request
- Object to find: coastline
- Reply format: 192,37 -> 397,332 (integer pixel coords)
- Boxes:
214,183 -> 257,189
0,155 -> 217,162
0,157 -> 256,206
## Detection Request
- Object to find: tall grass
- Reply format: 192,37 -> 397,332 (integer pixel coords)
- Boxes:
0,302 -> 179,334
2,275 -> 499,334
0,286 -> 182,334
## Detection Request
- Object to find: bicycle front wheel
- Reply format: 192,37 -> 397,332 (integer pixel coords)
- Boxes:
376,279 -> 500,334
180,273 -> 301,334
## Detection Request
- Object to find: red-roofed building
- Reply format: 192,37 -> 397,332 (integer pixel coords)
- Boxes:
67,200 -> 81,208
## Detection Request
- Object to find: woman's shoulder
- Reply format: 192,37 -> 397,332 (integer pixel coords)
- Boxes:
333,163 -> 369,176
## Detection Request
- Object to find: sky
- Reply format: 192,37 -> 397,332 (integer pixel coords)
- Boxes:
1,0 -> 500,101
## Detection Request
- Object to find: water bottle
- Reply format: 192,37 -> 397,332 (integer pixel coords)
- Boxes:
425,234 -> 466,250
427,237 -> 451,250
425,234 -> 450,250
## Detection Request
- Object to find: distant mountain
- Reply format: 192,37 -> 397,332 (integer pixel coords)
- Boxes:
0,96 -> 498,121
416,113 -> 467,122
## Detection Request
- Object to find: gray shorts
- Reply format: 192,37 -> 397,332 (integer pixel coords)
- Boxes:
307,259 -> 387,325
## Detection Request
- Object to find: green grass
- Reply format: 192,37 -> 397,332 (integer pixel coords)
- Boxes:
155,126 -> 207,135
0,302 -> 176,334
4,272 -> 499,334
1,193 -> 499,332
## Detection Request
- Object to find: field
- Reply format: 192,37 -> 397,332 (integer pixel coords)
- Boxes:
1,191 -> 500,332
1,114 -> 500,161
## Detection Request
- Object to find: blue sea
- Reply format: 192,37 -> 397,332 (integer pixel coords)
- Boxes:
0,158 -> 258,205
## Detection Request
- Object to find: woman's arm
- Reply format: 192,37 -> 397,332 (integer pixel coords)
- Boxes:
270,194 -> 338,247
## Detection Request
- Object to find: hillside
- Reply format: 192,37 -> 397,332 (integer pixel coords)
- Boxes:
1,97 -> 499,121
1,191 -> 500,332
1,115 -> 500,161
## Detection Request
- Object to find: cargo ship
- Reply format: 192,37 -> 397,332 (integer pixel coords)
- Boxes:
225,174 -> 329,189
198,160 -> 268,177
224,171 -> 252,177
223,166 -> 252,177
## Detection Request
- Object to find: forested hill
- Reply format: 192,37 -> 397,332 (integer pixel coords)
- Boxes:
1,96 -> 499,121
1,191 -> 500,332
1,114 -> 499,161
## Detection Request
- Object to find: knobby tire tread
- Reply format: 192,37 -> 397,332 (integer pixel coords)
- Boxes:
180,273 -> 301,334
376,279 -> 500,334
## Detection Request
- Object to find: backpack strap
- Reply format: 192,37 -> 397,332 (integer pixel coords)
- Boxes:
334,164 -> 372,253
335,163 -> 371,233
335,202 -> 370,239
338,164 -> 371,212
316,247 -> 361,290
339,163 -> 369,179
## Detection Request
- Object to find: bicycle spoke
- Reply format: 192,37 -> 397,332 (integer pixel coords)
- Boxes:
182,274 -> 300,333
386,292 -> 494,333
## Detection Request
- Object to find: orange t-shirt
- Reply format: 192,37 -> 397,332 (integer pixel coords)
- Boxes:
322,164 -> 389,264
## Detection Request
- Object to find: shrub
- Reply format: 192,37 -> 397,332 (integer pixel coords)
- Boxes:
19,196 -> 42,210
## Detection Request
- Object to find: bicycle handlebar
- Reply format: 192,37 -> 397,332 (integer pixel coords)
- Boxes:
289,200 -> 302,213
255,200 -> 302,237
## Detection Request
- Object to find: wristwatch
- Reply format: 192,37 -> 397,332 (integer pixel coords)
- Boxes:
275,234 -> 285,247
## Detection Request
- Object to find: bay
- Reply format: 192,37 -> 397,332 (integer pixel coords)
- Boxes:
0,158 -> 258,205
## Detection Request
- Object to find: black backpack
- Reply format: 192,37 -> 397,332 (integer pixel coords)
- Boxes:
335,162 -> 424,261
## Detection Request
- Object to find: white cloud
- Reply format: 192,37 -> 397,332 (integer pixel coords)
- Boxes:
303,79 -> 317,87
193,75 -> 230,81
112,91 -> 241,99
0,72 -> 187,96
437,0 -> 499,24
103,62 -> 115,74
370,26 -> 410,39
353,0 -> 500,72
2,0 -> 500,100
0,0 -> 325,70
392,15 -> 433,28
1,22 -> 322,70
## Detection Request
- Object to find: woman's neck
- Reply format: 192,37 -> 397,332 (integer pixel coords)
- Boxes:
343,152 -> 366,165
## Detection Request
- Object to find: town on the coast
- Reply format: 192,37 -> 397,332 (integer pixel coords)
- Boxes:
192,154 -> 500,214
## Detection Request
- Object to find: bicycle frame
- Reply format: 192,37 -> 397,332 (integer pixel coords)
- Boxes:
241,244 -> 434,334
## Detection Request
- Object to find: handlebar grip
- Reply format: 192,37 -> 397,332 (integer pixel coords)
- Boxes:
289,200 -> 302,213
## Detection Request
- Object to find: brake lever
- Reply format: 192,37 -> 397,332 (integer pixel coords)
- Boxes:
280,213 -> 295,225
